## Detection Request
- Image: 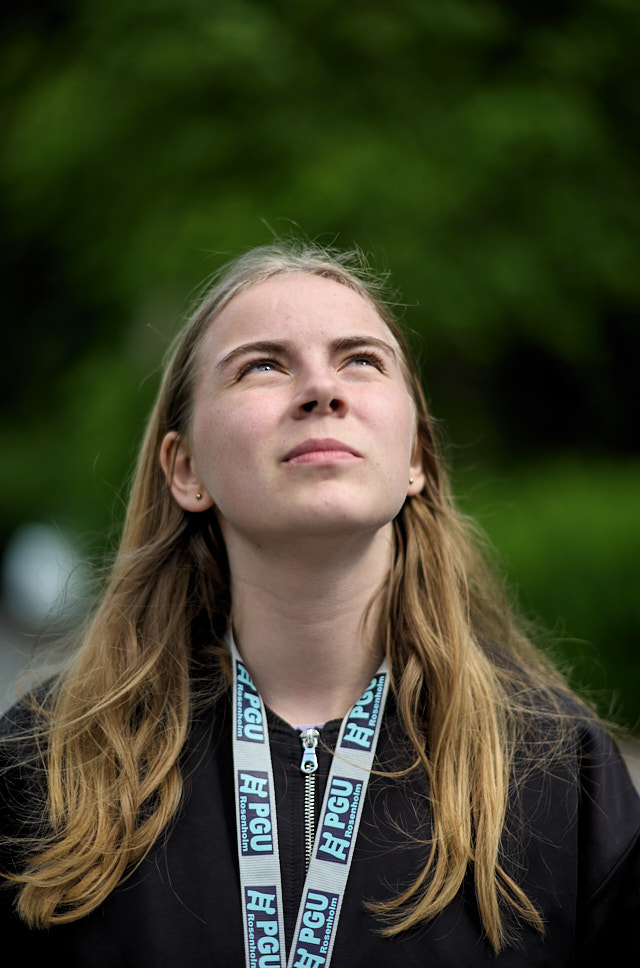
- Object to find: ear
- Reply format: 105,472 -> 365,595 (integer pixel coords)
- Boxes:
407,437 -> 426,497
159,431 -> 215,512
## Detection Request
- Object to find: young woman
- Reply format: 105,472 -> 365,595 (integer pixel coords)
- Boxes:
1,242 -> 639,966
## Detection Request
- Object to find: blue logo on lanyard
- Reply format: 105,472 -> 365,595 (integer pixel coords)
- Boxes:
316,776 -> 363,865
292,889 -> 339,967
236,659 -> 265,743
340,672 -> 386,751
244,886 -> 282,968
237,770 -> 274,856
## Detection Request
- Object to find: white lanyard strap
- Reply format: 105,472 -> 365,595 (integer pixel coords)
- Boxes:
229,631 -> 389,968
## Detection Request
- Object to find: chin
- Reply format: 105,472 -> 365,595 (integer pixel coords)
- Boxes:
287,504 -> 398,539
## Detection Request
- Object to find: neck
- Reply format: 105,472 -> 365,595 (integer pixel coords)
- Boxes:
224,528 -> 392,726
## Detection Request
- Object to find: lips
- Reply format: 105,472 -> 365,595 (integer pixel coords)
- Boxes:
282,438 -> 363,463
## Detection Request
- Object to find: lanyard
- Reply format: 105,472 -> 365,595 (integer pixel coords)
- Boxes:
228,630 -> 389,968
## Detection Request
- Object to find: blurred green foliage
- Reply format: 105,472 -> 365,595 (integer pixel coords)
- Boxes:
1,0 -> 638,726
457,460 -> 640,729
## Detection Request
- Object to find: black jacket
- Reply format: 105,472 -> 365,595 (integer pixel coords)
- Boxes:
1,692 -> 639,966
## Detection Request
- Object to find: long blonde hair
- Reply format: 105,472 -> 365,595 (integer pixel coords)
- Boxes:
3,241 -> 578,949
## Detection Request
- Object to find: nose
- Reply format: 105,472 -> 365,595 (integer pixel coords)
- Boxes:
291,366 -> 348,418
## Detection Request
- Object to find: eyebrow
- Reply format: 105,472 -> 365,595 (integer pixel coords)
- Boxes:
216,335 -> 398,371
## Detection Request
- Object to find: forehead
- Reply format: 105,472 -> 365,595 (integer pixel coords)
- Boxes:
199,272 -> 398,360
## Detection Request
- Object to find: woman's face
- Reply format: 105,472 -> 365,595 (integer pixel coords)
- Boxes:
162,272 -> 425,549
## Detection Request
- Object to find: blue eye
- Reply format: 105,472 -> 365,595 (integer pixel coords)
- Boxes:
347,351 -> 384,370
238,358 -> 279,378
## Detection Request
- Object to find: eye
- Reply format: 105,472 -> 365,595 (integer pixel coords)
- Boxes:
237,358 -> 280,378
345,350 -> 385,371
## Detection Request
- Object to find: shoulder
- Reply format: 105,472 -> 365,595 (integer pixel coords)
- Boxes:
502,691 -> 640,958
545,696 -> 640,831
516,692 -> 640,844
498,651 -> 640,831
0,695 -> 43,768
571,713 -> 640,889
565,715 -> 640,960
0,696 -> 50,844
527,702 -> 640,904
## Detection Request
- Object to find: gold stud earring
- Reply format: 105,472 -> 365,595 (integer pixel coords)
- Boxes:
409,477 -> 414,485
196,492 -> 202,501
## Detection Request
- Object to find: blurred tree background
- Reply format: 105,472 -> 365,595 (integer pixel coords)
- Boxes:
1,0 -> 638,727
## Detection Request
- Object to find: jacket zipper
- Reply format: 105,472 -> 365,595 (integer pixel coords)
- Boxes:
299,728 -> 320,872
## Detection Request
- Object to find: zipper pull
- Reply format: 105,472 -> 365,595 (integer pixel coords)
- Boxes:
299,728 -> 319,774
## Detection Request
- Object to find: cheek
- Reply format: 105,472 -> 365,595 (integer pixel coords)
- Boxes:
189,407 -> 233,485
191,402 -> 270,492
373,393 -> 417,459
